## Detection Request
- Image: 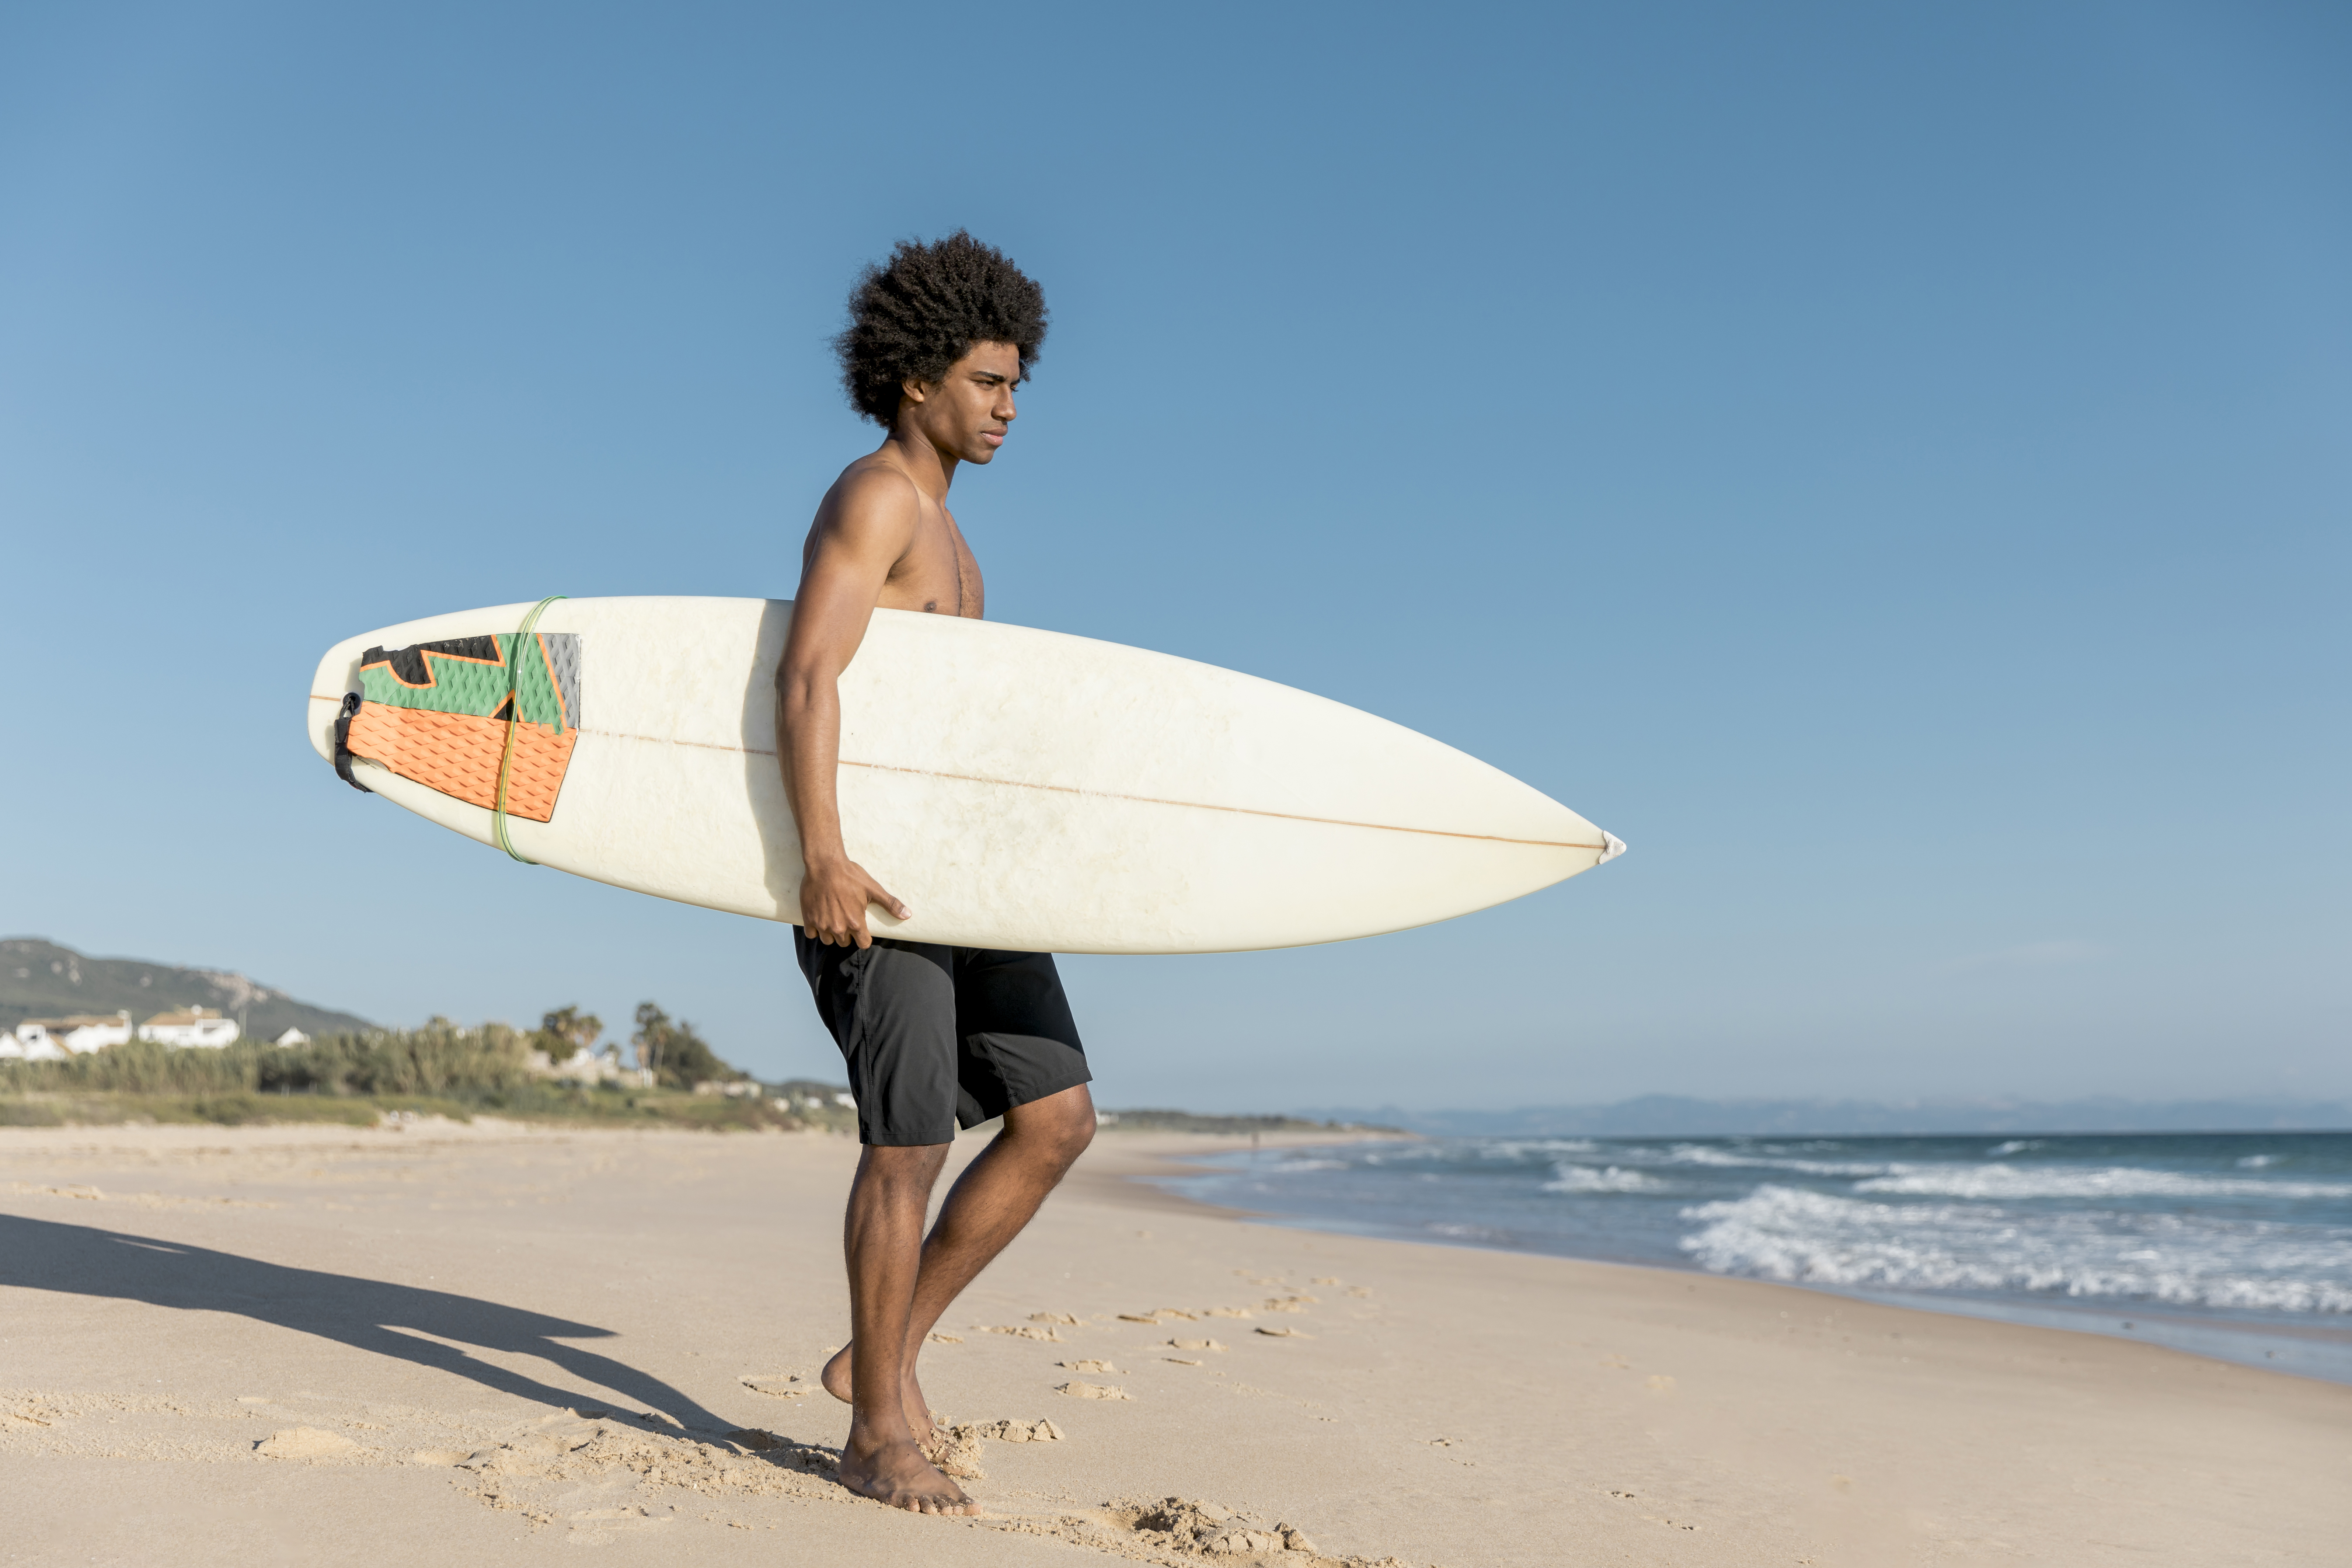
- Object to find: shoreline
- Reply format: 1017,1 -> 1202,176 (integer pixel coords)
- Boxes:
1115,1128 -> 2352,1390
7,1120 -> 2348,1565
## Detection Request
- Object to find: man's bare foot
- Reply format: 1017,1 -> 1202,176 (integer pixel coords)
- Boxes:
823,1341 -> 936,1441
837,1432 -> 977,1515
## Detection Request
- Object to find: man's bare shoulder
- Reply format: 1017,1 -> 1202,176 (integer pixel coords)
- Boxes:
812,457 -> 925,548
828,456 -> 926,515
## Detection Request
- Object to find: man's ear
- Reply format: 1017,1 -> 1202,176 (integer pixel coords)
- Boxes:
900,376 -> 930,407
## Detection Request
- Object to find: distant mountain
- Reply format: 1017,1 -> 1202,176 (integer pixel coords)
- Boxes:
1287,1094 -> 2352,1137
0,938 -> 376,1041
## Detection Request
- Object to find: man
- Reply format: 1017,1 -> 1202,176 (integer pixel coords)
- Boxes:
777,233 -> 1094,1515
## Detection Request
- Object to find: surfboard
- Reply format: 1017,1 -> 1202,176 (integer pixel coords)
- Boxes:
303,597 -> 1623,954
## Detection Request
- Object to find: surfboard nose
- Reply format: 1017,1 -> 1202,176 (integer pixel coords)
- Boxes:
1598,831 -> 1628,864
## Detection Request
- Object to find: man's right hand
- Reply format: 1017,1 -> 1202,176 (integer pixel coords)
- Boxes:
799,859 -> 912,948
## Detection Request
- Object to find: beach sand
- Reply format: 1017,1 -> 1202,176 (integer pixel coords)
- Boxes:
3,1121 -> 2344,1566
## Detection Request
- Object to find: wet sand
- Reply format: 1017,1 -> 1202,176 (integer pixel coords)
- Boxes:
3,1120 -> 2345,1565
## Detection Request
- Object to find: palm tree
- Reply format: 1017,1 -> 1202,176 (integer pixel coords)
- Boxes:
539,1006 -> 603,1056
631,1001 -> 668,1078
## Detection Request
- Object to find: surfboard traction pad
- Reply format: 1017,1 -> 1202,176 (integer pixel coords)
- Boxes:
346,633 -> 581,823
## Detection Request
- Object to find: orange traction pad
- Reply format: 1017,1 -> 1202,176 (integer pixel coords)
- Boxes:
345,702 -> 576,822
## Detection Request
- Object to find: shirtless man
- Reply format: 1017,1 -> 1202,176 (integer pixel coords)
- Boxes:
777,233 -> 1094,1515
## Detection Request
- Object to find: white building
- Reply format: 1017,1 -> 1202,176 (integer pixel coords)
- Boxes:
272,1028 -> 311,1047
540,1044 -> 618,1083
14,1013 -> 133,1053
7,1024 -> 68,1062
522,1044 -> 652,1088
138,1008 -> 241,1048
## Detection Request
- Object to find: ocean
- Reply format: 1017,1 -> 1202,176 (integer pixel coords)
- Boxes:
1149,1130 -> 2352,1384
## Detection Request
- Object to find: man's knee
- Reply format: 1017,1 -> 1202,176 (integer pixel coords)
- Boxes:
1011,1086 -> 1096,1165
1053,1106 -> 1097,1164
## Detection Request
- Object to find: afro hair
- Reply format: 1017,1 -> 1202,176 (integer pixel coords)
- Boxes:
833,231 -> 1048,427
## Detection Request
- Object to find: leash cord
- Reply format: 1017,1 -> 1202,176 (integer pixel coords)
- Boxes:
492,595 -> 567,863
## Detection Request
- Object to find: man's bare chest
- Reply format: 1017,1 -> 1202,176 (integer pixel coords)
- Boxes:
882,511 -> 984,618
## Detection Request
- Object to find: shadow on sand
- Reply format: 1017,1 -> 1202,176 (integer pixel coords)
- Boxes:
0,1213 -> 734,1431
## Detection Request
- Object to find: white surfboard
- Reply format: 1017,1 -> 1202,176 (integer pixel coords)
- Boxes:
303,597 -> 1623,954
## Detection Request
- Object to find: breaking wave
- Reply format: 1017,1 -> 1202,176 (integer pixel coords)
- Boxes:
1853,1166 -> 2352,1202
1541,1163 -> 1669,1194
1679,1184 -> 2352,1314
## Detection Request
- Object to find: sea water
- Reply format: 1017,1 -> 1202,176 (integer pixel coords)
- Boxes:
1150,1132 -> 2352,1383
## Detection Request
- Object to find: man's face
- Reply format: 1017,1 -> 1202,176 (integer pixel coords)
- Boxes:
902,341 -> 1021,463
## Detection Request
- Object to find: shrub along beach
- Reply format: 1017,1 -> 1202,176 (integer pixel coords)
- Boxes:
0,1015 -> 857,1133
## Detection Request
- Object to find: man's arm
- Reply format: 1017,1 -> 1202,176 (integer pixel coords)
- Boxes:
778,471 -> 919,947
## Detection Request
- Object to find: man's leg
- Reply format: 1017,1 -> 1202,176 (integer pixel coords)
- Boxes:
822,1085 -> 1097,1428
834,1141 -> 978,1514
905,1083 -> 1096,1340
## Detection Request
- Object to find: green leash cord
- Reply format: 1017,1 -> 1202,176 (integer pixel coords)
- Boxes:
493,595 -> 567,863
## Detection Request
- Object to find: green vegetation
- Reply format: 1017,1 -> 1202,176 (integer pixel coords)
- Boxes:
0,1020 -> 857,1133
630,1001 -> 740,1090
536,1004 -> 605,1056
0,966 -> 1380,1137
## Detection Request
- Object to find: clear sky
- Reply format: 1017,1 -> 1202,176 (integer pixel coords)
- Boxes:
3,2 -> 2345,1111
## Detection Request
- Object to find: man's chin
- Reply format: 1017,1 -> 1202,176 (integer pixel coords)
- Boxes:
963,445 -> 1001,464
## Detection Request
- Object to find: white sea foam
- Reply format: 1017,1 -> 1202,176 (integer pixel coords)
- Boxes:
1678,1185 -> 2352,1313
1988,1140 -> 2044,1156
1477,1139 -> 1600,1161
1542,1163 -> 1668,1194
1853,1165 -> 2352,1201
1360,1143 -> 1449,1165
1662,1144 -> 1893,1177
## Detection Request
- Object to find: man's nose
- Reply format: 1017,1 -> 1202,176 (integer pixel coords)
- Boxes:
997,393 -> 1017,422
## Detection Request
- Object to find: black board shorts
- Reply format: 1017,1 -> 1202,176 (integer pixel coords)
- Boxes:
792,935 -> 1091,1147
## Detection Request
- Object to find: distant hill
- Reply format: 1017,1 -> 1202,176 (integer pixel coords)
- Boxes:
1288,1094 -> 2352,1137
1,938 -> 376,1041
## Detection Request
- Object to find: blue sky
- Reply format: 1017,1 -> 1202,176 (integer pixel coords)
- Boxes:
4,1 -> 2345,1109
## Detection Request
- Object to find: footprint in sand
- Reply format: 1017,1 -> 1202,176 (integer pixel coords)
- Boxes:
1167,1338 -> 1226,1352
1255,1326 -> 1311,1338
979,1324 -> 1066,1341
967,1418 -> 1062,1442
1059,1359 -> 1121,1374
1201,1306 -> 1254,1318
1029,1311 -> 1081,1325
740,1373 -> 815,1398
920,1417 -> 1065,1480
1164,1358 -> 1203,1366
1111,1499 -> 1323,1558
925,1331 -> 964,1344
1056,1381 -> 1132,1401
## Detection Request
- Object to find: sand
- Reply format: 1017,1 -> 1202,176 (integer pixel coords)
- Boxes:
2,1121 -> 2345,1566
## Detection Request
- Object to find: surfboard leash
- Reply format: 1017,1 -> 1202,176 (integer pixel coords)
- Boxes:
492,595 -> 567,864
